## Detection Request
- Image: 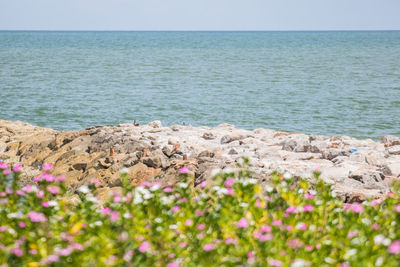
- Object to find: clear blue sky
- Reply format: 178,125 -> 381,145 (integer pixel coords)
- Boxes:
1,0 -> 399,31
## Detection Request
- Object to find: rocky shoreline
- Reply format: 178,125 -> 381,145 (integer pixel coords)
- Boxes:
1,119 -> 399,202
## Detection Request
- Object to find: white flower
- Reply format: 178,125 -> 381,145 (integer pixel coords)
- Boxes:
325,257 -> 335,264
94,221 -> 103,226
240,202 -> 249,207
120,168 -> 129,174
383,238 -> 391,246
169,224 -> 178,230
133,194 -> 143,204
291,259 -> 308,267
283,172 -> 292,179
264,185 -> 274,192
344,249 -> 357,259
143,193 -> 154,200
361,218 -> 370,225
86,196 -> 98,203
375,257 -> 384,266
154,218 -> 163,223
150,184 -> 160,191
78,185 -> 90,194
179,182 -> 188,188
156,226 -> 163,232
48,200 -> 59,207
374,235 -> 385,245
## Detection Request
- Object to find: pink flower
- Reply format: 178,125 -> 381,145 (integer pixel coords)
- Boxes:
179,167 -> 190,174
224,178 -> 234,187
203,243 -> 216,251
0,226 -> 8,232
42,173 -> 55,182
388,240 -> 400,254
3,169 -> 11,175
58,248 -> 72,256
394,205 -> 400,213
285,225 -> 293,231
236,217 -> 249,228
305,193 -> 315,199
185,219 -> 193,226
305,245 -> 313,251
42,201 -> 50,208
10,248 -> 23,257
163,187 -> 173,193
199,180 -> 207,187
33,176 -> 42,182
43,163 -> 53,171
46,255 -> 59,263
351,203 -> 364,213
371,224 -> 379,230
258,233 -> 273,242
195,210 -> 204,216
13,165 -> 23,172
70,243 -> 84,251
48,186 -> 60,194
225,237 -> 237,245
179,242 -> 187,248
298,223 -> 307,231
247,251 -> 255,258
36,191 -> 44,198
0,192 -> 6,197
110,211 -> 119,222
138,241 -> 150,253
197,224 -> 206,230
101,207 -> 111,214
56,175 -> 66,182
272,220 -> 282,226
16,190 -> 24,196
0,162 -> 8,169
226,188 -> 234,195
27,211 -> 47,222
261,225 -> 272,232
168,253 -> 175,258
171,206 -> 180,212
268,259 -> 283,267
303,204 -> 314,212
347,230 -> 358,239
29,249 -> 37,255
180,197 -> 188,203
18,222 -> 26,228
92,179 -> 100,185
285,206 -> 297,214
167,261 -> 180,267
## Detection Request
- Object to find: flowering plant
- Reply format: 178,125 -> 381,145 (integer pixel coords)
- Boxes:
0,160 -> 399,266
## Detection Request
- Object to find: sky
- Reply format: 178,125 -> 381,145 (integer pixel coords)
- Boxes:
1,0 -> 400,31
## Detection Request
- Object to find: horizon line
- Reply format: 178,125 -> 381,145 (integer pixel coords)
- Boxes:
1,29 -> 400,32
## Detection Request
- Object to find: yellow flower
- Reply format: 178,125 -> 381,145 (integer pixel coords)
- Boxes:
28,262 -> 40,267
254,185 -> 261,194
70,222 -> 84,235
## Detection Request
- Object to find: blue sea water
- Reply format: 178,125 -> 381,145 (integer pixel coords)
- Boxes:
0,31 -> 399,139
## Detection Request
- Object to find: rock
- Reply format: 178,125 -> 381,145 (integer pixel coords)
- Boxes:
381,135 -> 400,147
388,162 -> 400,176
348,170 -> 386,189
148,120 -> 162,128
129,163 -> 161,186
347,193 -> 366,203
322,149 -> 351,160
387,146 -> 400,155
228,148 -> 238,155
202,132 -> 216,140
221,135 -> 233,144
142,155 -> 169,169
198,150 -> 214,158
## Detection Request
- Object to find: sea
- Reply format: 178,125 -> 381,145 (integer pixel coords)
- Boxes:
0,31 -> 399,139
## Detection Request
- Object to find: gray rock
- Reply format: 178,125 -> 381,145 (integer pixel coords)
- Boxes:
387,146 -> 400,155
221,135 -> 233,144
322,148 -> 351,160
388,162 -> 400,176
202,132 -> 216,140
348,170 -> 386,189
